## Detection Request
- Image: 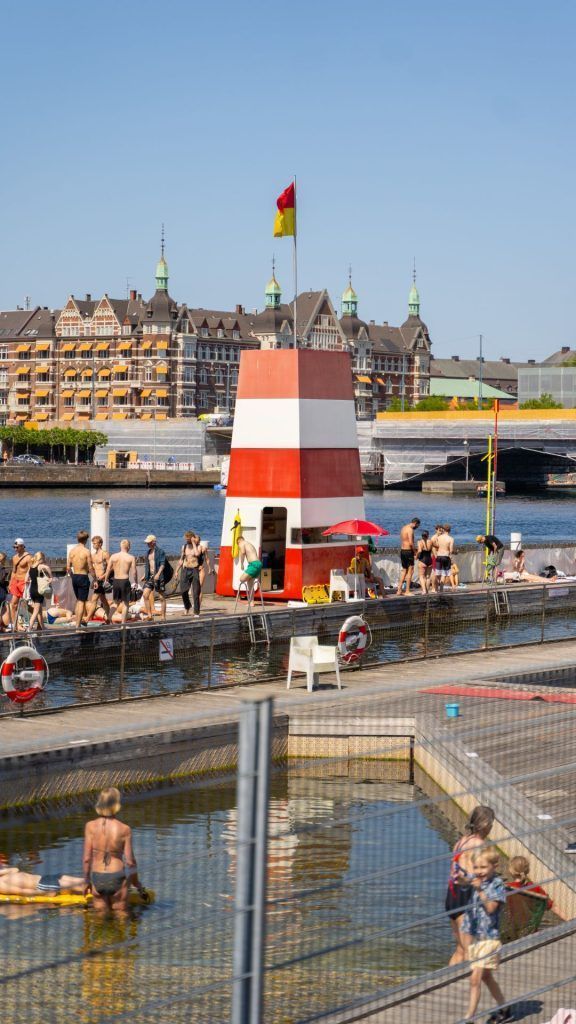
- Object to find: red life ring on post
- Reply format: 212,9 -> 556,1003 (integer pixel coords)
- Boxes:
1,646 -> 48,704
338,616 -> 368,664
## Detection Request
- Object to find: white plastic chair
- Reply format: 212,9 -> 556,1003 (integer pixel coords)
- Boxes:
329,570 -> 352,603
286,635 -> 341,693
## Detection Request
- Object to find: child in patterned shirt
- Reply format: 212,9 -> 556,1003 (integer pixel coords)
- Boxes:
462,847 -> 513,1024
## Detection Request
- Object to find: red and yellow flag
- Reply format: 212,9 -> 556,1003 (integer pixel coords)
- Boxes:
273,182 -> 295,237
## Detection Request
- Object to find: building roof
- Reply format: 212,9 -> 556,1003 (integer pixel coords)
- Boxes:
430,357 -> 520,381
542,347 -> 576,365
0,307 -> 58,339
430,377 -> 514,400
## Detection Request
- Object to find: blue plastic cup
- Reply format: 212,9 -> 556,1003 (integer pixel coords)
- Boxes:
445,703 -> 460,719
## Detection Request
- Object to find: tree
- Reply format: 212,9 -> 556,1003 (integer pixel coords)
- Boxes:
519,393 -> 563,410
413,396 -> 450,411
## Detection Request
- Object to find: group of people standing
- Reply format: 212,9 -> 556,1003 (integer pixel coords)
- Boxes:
0,529 -> 211,632
398,518 -> 459,595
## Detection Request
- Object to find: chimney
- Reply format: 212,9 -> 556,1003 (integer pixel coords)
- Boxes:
235,304 -> 244,315
500,357 -> 510,364
528,359 -> 536,364
86,293 -> 91,301
451,355 -> 460,361
369,319 -> 375,325
130,289 -> 137,301
137,292 -> 142,300
562,346 -> 570,353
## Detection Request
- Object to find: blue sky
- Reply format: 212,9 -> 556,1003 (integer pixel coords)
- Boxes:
1,0 -> 574,360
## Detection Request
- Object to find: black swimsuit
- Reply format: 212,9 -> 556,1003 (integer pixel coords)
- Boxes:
418,547 -> 432,566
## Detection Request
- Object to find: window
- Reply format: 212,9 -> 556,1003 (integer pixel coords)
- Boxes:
184,342 -> 195,360
215,369 -> 224,386
198,391 -> 209,408
199,368 -> 208,385
0,347 -> 7,360
18,351 -> 31,361
36,373 -> 50,383
17,396 -> 30,406
97,395 -> 107,406
144,366 -> 153,382
184,366 -> 195,383
180,320 -> 189,335
64,395 -> 74,407
200,327 -> 209,338
114,372 -> 128,382
232,330 -> 240,340
63,349 -> 75,360
157,395 -> 169,407
0,371 -> 7,384
217,328 -> 224,339
183,392 -> 194,407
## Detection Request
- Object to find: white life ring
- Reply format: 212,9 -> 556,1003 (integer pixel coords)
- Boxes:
1,646 -> 48,704
338,615 -> 368,664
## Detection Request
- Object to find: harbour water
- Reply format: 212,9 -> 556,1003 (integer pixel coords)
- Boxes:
0,768 -> 455,1023
1,486 -> 575,557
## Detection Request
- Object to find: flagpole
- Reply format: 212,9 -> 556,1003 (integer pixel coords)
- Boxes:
293,175 -> 298,348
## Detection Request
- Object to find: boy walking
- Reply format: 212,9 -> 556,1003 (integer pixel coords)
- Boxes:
462,847 -> 512,1023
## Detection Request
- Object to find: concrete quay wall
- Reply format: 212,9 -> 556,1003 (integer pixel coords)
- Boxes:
0,465 -> 220,488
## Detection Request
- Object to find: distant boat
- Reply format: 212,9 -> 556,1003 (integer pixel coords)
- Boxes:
476,482 -> 505,497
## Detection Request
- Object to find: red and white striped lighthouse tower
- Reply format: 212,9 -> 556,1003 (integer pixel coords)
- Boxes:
216,348 -> 365,599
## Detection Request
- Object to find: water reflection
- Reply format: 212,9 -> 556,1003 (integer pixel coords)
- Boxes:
0,767 -> 454,1023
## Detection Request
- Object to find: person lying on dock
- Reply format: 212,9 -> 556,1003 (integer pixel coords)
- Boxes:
503,550 -> 545,584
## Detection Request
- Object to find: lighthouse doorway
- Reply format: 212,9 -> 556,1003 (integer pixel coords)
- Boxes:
261,506 -> 287,592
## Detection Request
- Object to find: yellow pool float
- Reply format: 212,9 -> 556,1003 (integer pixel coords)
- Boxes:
0,889 -> 155,907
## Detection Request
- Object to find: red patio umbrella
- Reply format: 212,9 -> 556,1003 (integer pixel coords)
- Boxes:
322,519 -> 389,537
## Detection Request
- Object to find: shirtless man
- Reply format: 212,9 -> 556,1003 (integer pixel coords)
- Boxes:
397,518 -> 420,596
104,540 -> 137,624
0,866 -> 85,897
432,523 -> 455,592
8,538 -> 32,629
237,536 -> 263,597
85,535 -> 111,624
66,530 -> 95,629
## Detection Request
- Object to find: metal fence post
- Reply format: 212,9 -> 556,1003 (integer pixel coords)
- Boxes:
208,616 -> 215,687
424,592 -> 430,657
118,625 -> 126,700
540,585 -> 547,644
484,588 -> 491,649
232,698 -> 272,1024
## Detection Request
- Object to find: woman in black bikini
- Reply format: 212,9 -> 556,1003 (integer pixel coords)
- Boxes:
83,787 -> 147,912
416,531 -> 433,594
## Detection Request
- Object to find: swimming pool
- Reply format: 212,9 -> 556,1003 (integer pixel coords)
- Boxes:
0,764 -> 455,1023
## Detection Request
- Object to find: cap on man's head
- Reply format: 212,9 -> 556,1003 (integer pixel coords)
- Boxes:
145,534 -> 156,543
14,537 -> 25,546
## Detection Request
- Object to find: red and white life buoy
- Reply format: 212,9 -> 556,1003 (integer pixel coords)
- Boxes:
338,615 -> 368,664
1,646 -> 48,704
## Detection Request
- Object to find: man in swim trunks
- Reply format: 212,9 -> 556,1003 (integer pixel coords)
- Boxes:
433,523 -> 455,592
84,535 -> 112,624
8,538 -> 32,629
105,540 -> 137,624
0,866 -> 85,896
67,530 -> 95,629
397,518 -> 420,596
237,536 -> 263,593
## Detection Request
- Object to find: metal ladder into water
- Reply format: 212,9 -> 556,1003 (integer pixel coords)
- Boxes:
492,589 -> 511,616
233,582 -> 271,646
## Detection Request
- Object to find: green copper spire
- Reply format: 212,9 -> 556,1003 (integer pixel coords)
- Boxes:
341,266 -> 358,316
155,224 -> 169,291
265,257 -> 282,309
408,260 -> 420,317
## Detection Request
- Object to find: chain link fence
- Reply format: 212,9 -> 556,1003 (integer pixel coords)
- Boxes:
1,582 -> 576,715
1,685 -> 576,1022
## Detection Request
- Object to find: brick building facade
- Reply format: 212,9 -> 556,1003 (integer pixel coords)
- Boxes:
0,251 -> 431,426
